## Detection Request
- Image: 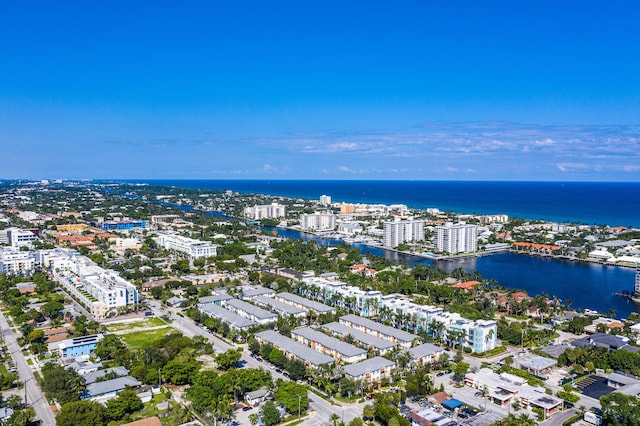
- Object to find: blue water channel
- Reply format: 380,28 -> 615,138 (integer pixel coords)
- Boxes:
275,228 -> 638,319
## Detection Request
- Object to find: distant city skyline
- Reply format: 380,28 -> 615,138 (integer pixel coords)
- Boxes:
1,2 -> 639,181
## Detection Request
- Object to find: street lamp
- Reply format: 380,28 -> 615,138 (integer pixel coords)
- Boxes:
298,393 -> 302,419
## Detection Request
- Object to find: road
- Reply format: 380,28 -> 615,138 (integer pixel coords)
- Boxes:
148,300 -> 367,425
0,310 -> 56,425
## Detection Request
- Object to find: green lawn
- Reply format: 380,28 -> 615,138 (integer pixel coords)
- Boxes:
120,328 -> 170,351
105,317 -> 168,332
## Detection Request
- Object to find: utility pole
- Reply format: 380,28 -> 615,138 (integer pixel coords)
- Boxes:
298,393 -> 302,419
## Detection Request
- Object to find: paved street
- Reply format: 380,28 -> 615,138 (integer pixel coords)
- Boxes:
151,301 -> 368,425
0,310 -> 56,425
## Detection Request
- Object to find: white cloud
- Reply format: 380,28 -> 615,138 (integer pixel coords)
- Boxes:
556,163 -> 589,172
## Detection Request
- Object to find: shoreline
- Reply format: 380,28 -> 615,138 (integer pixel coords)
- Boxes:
287,227 -> 637,271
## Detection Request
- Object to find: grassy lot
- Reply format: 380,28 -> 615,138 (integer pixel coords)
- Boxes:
120,328 -> 170,351
105,317 -> 168,332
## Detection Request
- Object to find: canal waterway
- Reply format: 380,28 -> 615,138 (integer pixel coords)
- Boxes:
275,228 -> 638,319
110,187 -> 639,318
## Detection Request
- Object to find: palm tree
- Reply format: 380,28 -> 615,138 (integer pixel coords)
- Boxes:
485,328 -> 495,355
330,413 -> 340,426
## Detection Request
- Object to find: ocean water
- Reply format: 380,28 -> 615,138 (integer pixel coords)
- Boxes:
126,180 -> 640,227
119,179 -> 640,317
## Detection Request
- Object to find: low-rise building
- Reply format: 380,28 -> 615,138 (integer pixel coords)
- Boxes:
339,314 -> 418,349
275,292 -> 335,314
254,330 -> 334,368
83,376 -> 141,402
322,322 -> 396,354
241,286 -> 276,299
93,220 -> 146,231
291,327 -> 367,363
49,334 -> 104,358
465,368 -> 563,417
198,303 -> 256,330
223,299 -> 278,324
405,342 -> 445,366
253,296 -> 306,319
0,247 -> 35,275
154,232 -> 217,260
342,356 -> 395,386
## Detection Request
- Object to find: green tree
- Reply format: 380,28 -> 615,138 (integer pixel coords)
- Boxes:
268,348 -> 286,367
261,400 -> 281,426
163,356 -> 201,385
329,413 -> 340,426
494,413 -> 536,426
600,392 -> 640,425
42,300 -> 64,318
105,388 -> 142,422
348,418 -> 364,426
56,400 -> 107,426
4,407 -> 35,426
41,363 -> 86,404
274,381 -> 308,415
216,349 -> 242,370
362,404 -> 375,421
452,361 -> 470,383
94,335 -> 128,361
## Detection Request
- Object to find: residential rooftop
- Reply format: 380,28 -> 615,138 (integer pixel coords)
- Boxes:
254,295 -> 305,317
291,326 -> 368,358
225,298 -> 278,321
343,356 -> 395,378
322,321 -> 396,351
340,314 -> 418,343
275,292 -> 335,313
198,303 -> 256,329
254,330 -> 334,367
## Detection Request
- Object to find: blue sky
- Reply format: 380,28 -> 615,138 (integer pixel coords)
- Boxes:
1,1 -> 639,181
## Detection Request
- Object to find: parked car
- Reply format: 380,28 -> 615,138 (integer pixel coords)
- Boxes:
242,406 -> 253,411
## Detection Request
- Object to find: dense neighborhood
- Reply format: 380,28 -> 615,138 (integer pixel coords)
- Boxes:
0,180 -> 640,425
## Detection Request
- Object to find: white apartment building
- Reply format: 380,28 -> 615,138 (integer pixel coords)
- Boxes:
301,276 -> 382,317
429,311 -> 497,353
15,248 -> 141,320
243,203 -> 286,220
2,228 -> 38,247
302,276 -> 497,354
434,222 -> 478,254
0,247 -> 35,275
478,214 -> 509,224
299,212 -> 336,231
319,195 -> 332,206
382,218 -> 425,248
635,263 -> 640,297
154,232 -> 217,260
337,223 -> 363,235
